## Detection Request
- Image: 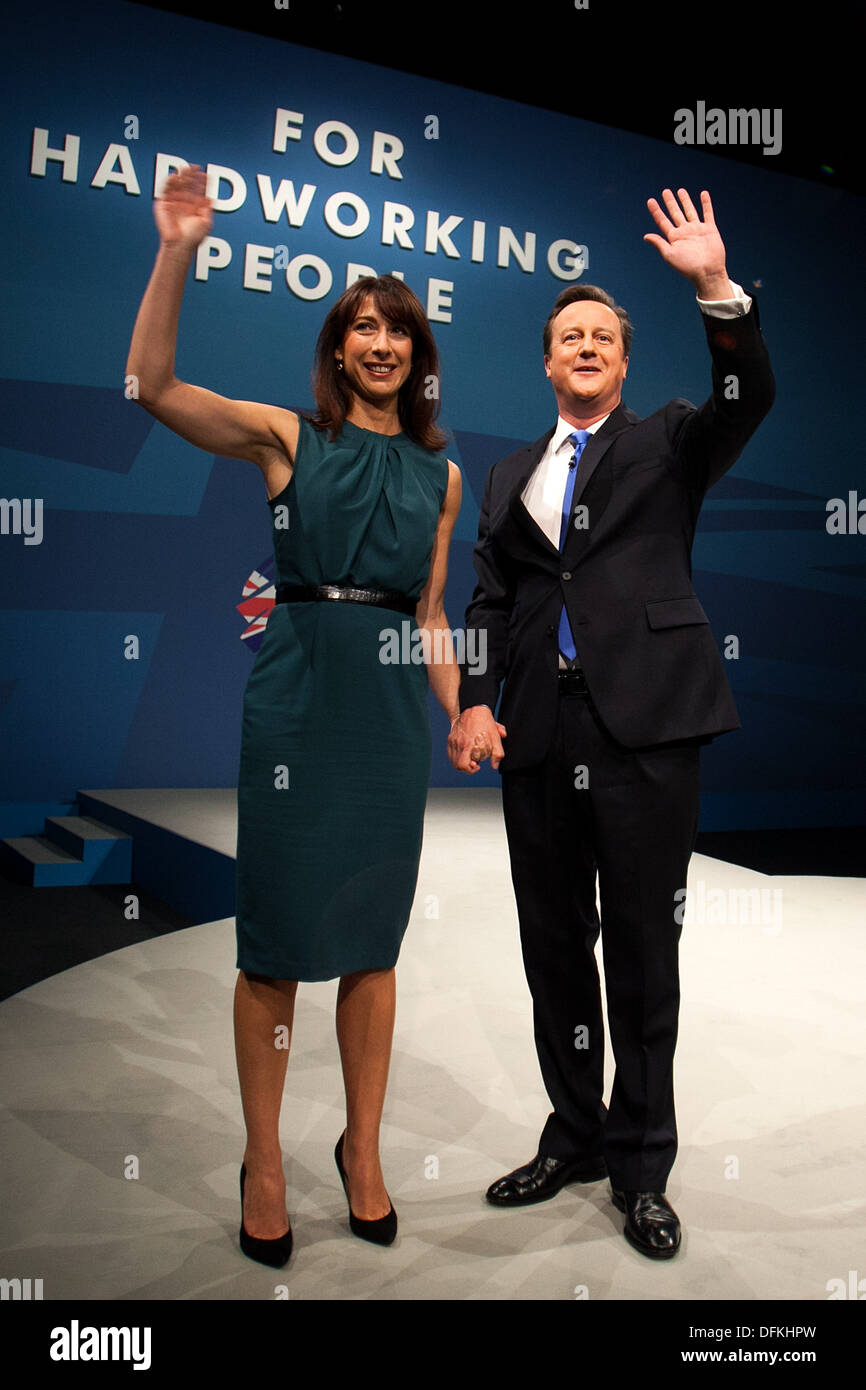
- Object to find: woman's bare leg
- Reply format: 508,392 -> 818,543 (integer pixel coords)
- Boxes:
233,970 -> 298,1237
335,967 -> 396,1221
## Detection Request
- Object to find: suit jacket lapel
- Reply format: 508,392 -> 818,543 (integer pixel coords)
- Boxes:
559,404 -> 636,564
569,404 -> 631,508
503,405 -> 636,560
506,428 -> 560,558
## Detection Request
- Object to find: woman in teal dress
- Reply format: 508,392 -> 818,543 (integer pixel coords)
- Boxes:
127,166 -> 466,1266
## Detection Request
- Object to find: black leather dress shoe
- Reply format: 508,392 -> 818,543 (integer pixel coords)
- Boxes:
611,1189 -> 681,1259
486,1152 -> 607,1206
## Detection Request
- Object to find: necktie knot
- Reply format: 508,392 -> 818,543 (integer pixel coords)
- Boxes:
567,428 -> 591,466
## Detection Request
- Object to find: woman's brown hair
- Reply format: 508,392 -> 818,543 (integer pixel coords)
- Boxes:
305,275 -> 448,451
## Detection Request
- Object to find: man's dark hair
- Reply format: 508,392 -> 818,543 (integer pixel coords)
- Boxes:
542,285 -> 633,360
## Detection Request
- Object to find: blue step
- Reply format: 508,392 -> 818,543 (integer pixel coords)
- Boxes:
0,815 -> 133,886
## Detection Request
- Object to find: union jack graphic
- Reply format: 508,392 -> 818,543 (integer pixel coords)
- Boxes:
237,555 -> 276,652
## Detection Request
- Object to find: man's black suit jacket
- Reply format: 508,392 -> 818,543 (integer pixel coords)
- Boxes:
457,300 -> 776,770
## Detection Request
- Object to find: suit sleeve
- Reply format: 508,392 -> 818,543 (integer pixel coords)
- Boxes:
458,465 -> 515,715
670,293 -> 776,496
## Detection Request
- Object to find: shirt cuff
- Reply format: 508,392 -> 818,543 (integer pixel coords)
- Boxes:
696,279 -> 752,318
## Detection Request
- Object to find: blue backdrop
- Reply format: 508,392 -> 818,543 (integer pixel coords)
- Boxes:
2,0 -> 864,835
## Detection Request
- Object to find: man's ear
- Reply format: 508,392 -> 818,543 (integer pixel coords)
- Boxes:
543,354 -> 551,379
622,355 -> 629,379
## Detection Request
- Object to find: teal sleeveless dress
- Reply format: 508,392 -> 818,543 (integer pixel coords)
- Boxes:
235,416 -> 450,981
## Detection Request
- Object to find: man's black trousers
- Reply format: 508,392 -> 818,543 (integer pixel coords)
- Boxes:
500,685 -> 702,1192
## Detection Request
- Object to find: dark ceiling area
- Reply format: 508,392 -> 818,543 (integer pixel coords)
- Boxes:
135,0 -> 863,195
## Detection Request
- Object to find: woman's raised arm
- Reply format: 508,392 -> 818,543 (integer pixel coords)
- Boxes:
125,164 -> 298,469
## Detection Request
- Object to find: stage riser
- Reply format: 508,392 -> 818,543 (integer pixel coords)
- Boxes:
77,792 -> 235,924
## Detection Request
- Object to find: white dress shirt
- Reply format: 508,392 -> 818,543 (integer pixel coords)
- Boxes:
520,281 -> 753,667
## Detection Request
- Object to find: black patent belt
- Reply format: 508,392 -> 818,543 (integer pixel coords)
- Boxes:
274,583 -> 417,617
558,667 -> 590,697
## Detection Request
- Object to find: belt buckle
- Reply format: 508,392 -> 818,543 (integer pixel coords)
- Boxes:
559,667 -> 587,697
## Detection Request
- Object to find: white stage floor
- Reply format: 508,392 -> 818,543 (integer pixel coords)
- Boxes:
0,789 -> 863,1301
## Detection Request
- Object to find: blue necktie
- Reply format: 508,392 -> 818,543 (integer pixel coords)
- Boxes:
557,429 -> 591,662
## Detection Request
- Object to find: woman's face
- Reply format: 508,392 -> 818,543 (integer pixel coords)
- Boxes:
336,294 -> 413,405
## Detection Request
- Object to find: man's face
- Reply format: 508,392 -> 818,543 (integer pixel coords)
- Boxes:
544,300 -> 628,422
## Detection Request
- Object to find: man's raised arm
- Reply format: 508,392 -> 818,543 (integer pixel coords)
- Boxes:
644,187 -> 775,492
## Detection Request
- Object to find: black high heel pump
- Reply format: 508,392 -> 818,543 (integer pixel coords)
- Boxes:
334,1132 -> 397,1246
239,1163 -> 293,1267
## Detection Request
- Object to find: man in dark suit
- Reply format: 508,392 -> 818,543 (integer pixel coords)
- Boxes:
448,188 -> 775,1258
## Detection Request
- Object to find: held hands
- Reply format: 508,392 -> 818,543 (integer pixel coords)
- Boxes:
448,706 -> 507,774
154,164 -> 213,249
644,188 -> 732,298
